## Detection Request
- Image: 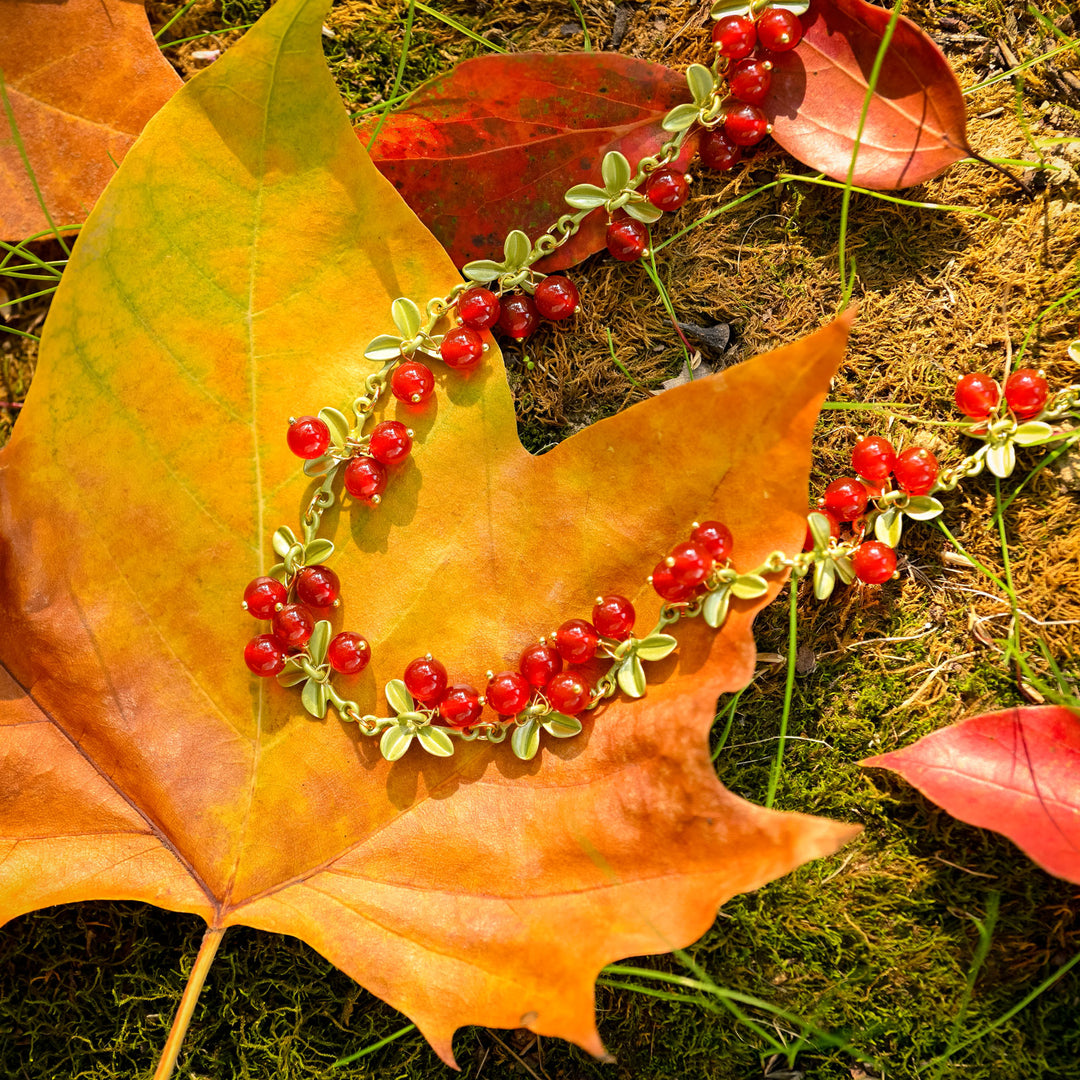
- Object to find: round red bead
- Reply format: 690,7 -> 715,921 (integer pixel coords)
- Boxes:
645,168 -> 690,211
555,619 -> 600,664
668,540 -> 714,587
295,564 -> 340,608
852,541 -> 897,585
893,447 -> 939,495
440,326 -> 485,371
404,655 -> 448,705
390,360 -> 435,406
343,456 -> 387,502
1004,369 -> 1049,419
652,560 -> 695,602
728,58 -> 772,105
520,641 -> 562,689
368,420 -> 412,465
757,7 -> 803,51
699,128 -> 742,172
954,372 -> 1000,419
271,604 -> 315,649
724,103 -> 770,147
592,595 -> 635,639
244,634 -> 287,676
606,218 -> 649,262
439,684 -> 483,728
711,13 -> 756,58
244,576 -> 287,619
690,521 -> 733,563
496,293 -> 539,340
328,631 -> 370,674
486,670 -> 532,715
821,477 -> 870,522
546,671 -> 591,716
534,276 -> 580,321
851,436 -> 896,481
458,287 -> 501,331
286,416 -> 330,459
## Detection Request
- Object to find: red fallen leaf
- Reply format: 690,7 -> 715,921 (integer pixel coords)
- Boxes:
863,706 -> 1080,884
767,0 -> 970,189
355,53 -> 695,271
0,0 -> 182,240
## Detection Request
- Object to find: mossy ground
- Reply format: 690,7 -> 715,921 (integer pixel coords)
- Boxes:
2,0 -> 1079,1077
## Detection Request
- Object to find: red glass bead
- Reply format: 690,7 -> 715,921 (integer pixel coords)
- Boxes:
368,420 -> 412,465
295,564 -> 340,608
699,128 -> 742,172
271,603 -> 315,649
757,7 -> 803,51
486,670 -> 532,716
606,218 -> 649,262
328,631 -> 370,675
534,276 -> 580,321
286,415 -> 330,459
724,103 -> 770,147
691,521 -> 733,563
652,560 -> 695,602
244,634 -> 287,676
852,541 -> 897,585
390,360 -> 435,406
802,508 -> 841,551
954,372 -> 1000,419
496,293 -> 540,340
520,641 -> 562,688
728,58 -> 773,105
243,576 -> 287,619
821,477 -> 869,522
439,684 -> 483,728
851,435 -> 896,481
440,326 -> 485,371
546,671 -> 591,716
343,456 -> 387,502
458,287 -> 501,331
668,540 -> 714,587
711,13 -> 756,58
893,447 -> 939,495
555,619 -> 600,664
1004,368 -> 1049,419
404,655 -> 448,705
645,168 -> 690,211
592,594 -> 635,639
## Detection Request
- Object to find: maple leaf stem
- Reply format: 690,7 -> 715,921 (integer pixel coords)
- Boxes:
152,926 -> 227,1080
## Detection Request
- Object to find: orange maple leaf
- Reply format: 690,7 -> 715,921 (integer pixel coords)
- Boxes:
0,0 -> 857,1071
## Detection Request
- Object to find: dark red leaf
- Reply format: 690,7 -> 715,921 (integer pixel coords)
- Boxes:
355,53 -> 694,271
767,0 -> 970,189
863,706 -> 1080,883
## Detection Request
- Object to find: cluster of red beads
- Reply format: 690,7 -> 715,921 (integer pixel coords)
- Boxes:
242,568 -> 370,678
809,436 -> 941,584
954,368 -> 1049,421
650,520 -> 734,602
464,276 -> 581,344
401,594 -> 637,729
701,6 -> 805,174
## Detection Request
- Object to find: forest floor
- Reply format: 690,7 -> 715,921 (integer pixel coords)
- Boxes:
1,0 -> 1079,1077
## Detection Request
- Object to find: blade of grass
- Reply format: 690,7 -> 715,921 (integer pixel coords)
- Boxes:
653,179 -> 783,250
765,575 -> 800,808
1015,283 -> 1080,367
568,0 -> 593,51
837,0 -> 904,310
365,0 -> 417,153
331,1023 -> 416,1067
0,324 -> 41,342
711,688 -> 744,761
350,91 -> 413,120
0,285 -> 59,306
0,74 -> 71,257
642,237 -> 692,373
159,24 -> 255,48
153,0 -> 200,40
414,1 -> 506,53
935,519 -> 1010,596
990,432 -> 1080,528
778,172 -> 996,220
964,38 -> 1080,95
606,327 -> 644,387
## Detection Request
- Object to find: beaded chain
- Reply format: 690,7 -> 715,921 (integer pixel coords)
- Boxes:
239,0 -> 1080,761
